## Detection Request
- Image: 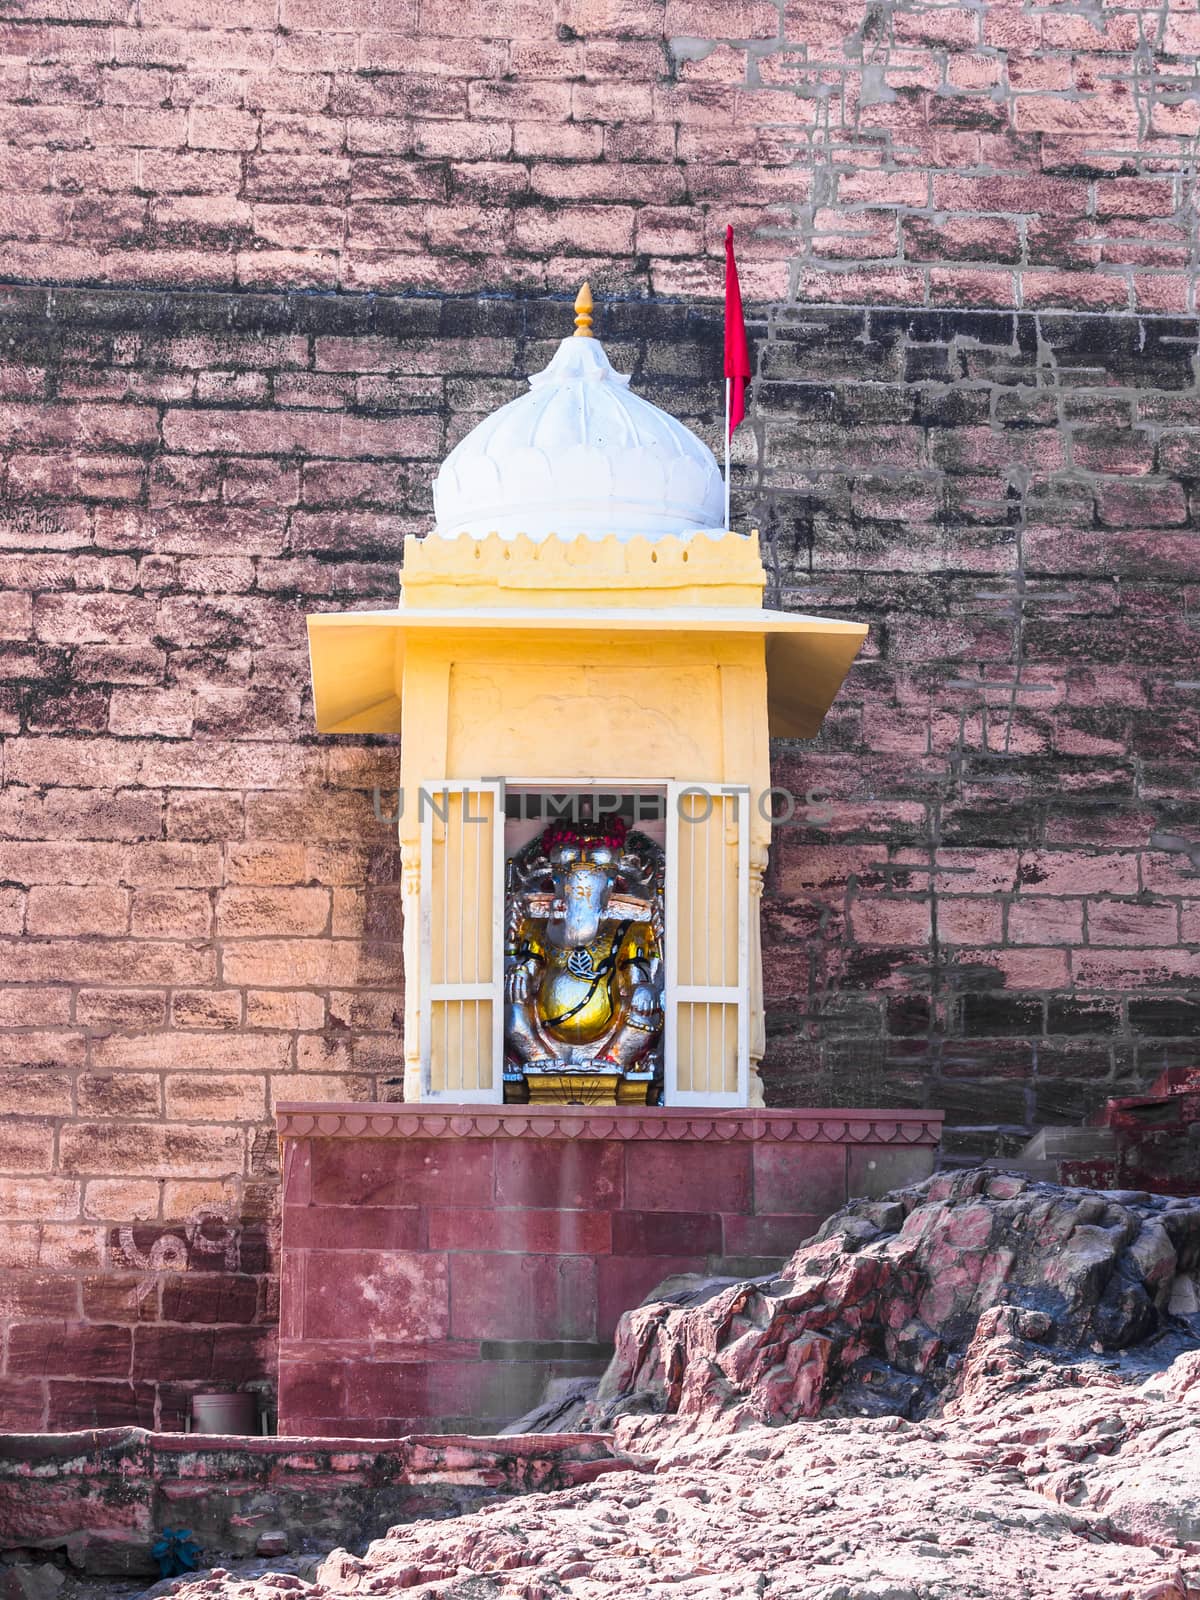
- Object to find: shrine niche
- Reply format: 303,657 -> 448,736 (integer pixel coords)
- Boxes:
305,286 -> 868,1109
504,813 -> 665,1105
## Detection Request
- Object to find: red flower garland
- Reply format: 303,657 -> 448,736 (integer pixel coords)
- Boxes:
541,815 -> 628,853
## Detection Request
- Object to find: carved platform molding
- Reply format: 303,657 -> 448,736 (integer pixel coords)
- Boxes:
277,1103 -> 943,1145
276,1101 -> 943,1437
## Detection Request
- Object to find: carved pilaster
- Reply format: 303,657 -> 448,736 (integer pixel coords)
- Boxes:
748,839 -> 768,1109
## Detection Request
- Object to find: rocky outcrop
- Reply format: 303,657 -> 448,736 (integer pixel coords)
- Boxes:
157,1176 -> 1200,1600
581,1168 -> 1200,1435
499,1379 -> 600,1438
245,1314 -> 1200,1600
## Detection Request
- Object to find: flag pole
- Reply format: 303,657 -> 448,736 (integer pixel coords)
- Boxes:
724,377 -> 731,530
723,222 -> 749,534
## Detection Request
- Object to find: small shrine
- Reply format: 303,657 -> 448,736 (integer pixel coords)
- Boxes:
307,288 -> 867,1111
280,290 -> 940,1437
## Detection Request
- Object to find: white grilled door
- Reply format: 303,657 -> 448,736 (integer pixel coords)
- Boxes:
665,783 -> 750,1106
419,781 -> 504,1102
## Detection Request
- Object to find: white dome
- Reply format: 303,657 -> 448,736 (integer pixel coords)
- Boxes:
432,330 -> 725,540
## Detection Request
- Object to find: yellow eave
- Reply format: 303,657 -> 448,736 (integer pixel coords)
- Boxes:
306,606 -> 869,741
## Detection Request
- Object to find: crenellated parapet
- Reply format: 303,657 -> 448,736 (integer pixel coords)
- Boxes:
399,527 -> 768,610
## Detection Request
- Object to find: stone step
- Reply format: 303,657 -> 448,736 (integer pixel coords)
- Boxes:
1020,1125 -> 1118,1163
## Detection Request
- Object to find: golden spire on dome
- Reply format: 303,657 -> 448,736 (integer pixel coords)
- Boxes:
573,282 -> 594,337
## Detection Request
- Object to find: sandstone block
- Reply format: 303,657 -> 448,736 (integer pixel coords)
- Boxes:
216,887 -> 331,937
171,989 -> 243,1029
0,1378 -> 46,1429
305,1248 -> 449,1341
0,1178 -> 80,1222
495,1139 -> 625,1213
7,1320 -> 132,1378
164,1074 -> 267,1122
59,1122 -> 244,1179
426,1205 -> 612,1256
311,1136 -> 493,1208
25,889 -> 127,934
0,1121 -> 56,1176
286,1203 -> 422,1252
450,1250 -> 595,1342
246,990 -> 326,1030
77,1074 -> 161,1118
76,990 -> 168,1028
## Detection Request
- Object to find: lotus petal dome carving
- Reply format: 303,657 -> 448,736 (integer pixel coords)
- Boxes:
432,327 -> 725,540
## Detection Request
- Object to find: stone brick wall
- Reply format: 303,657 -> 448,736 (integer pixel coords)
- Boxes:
5,283 -> 1200,1429
2,0 -> 1199,309
757,302 -> 1200,1144
3,0 -> 1200,1430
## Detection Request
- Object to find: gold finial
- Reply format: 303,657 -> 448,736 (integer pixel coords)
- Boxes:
573,281 -> 594,337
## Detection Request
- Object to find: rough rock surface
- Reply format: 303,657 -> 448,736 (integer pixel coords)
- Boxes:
582,1169 -> 1200,1434
500,1381 -> 600,1439
162,1176 -> 1200,1599
165,1317 -> 1200,1599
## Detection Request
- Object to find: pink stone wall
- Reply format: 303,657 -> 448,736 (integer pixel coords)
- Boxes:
276,1104 -> 942,1436
6,289 -> 1200,1432
0,0 -> 1194,314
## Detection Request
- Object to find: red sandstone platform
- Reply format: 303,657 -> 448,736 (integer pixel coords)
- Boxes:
276,1103 -> 943,1437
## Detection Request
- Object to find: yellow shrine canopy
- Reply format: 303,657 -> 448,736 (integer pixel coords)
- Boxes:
307,597 -> 866,741
306,288 -> 869,1112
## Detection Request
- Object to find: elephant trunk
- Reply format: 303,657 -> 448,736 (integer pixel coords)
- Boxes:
557,862 -> 612,948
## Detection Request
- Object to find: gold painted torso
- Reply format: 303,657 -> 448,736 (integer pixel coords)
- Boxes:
524,921 -> 656,1046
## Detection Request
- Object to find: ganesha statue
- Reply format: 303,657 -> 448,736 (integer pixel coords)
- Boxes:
503,816 -> 665,1105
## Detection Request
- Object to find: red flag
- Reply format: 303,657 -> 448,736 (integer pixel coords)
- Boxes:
724,224 -> 751,439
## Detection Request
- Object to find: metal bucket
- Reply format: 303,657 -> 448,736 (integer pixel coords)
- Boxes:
190,1392 -> 257,1435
